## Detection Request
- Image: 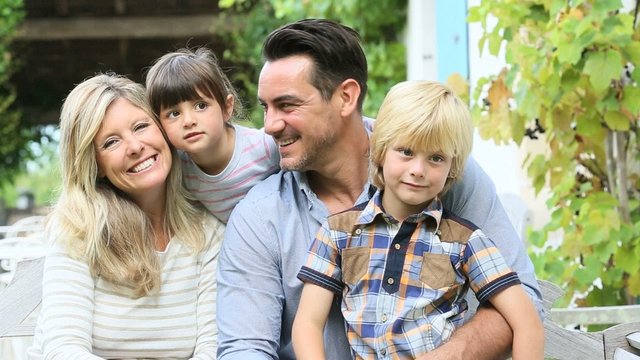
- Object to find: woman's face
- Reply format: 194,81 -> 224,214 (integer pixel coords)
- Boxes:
93,97 -> 172,207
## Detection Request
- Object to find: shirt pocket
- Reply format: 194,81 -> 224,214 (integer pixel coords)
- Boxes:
419,253 -> 455,289
341,246 -> 370,285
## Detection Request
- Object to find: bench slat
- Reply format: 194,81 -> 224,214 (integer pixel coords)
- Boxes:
0,257 -> 45,338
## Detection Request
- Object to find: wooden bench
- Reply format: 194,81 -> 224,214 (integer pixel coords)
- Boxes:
540,280 -> 640,359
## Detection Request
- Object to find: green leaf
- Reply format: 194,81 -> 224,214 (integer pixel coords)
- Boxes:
584,50 -> 623,93
604,110 -> 630,131
622,87 -> 640,116
622,42 -> 640,62
556,42 -> 583,65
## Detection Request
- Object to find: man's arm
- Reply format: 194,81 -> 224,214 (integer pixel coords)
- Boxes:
443,157 -> 544,315
216,199 -> 283,360
418,306 -> 513,360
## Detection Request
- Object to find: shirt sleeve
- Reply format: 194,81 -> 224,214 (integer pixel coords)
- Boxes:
216,199 -> 283,360
462,229 -> 522,304
191,216 -> 225,360
38,243 -> 103,360
442,157 -> 544,317
297,221 -> 343,294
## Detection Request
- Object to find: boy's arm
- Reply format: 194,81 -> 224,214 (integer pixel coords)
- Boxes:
490,286 -> 545,359
292,283 -> 335,360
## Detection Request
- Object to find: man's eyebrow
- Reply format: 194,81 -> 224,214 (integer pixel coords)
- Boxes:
261,94 -> 302,104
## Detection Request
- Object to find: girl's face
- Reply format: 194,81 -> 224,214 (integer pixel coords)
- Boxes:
93,98 -> 172,207
159,90 -> 233,160
380,143 -> 452,221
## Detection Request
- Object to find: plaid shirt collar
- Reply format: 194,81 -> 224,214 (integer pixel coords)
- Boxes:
357,189 -> 443,233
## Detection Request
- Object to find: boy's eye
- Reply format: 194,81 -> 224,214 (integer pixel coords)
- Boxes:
397,148 -> 413,156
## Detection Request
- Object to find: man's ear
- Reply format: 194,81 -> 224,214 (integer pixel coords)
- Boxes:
224,94 -> 235,121
337,79 -> 361,117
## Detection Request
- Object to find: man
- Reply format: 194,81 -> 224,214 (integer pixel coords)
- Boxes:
217,18 -> 543,360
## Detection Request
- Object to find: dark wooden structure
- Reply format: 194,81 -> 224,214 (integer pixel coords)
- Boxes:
12,0 -> 242,127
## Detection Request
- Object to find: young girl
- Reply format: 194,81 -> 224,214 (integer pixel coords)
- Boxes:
145,47 -> 279,223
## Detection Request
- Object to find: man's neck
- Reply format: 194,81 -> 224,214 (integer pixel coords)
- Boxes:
307,115 -> 370,215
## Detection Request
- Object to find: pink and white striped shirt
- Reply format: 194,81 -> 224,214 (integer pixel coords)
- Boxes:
180,125 -> 280,223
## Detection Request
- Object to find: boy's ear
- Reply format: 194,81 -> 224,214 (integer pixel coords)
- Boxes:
337,79 -> 360,117
224,94 -> 235,121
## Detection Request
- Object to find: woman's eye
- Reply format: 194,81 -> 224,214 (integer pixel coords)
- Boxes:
103,138 -> 118,149
134,122 -> 150,131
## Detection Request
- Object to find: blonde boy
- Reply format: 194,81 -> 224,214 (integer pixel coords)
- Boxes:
292,81 -> 543,359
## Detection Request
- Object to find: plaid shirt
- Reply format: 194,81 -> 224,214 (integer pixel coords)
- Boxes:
298,190 -> 520,359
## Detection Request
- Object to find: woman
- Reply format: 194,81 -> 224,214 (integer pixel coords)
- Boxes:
27,73 -> 223,359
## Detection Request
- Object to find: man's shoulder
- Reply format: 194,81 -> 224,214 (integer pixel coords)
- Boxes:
234,170 -> 292,208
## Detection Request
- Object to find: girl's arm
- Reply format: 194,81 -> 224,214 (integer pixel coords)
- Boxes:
292,283 -> 335,360
490,285 -> 545,360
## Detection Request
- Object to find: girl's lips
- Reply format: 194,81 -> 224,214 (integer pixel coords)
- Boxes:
184,131 -> 204,140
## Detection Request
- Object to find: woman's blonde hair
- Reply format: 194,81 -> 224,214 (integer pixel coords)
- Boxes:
51,73 -> 205,296
370,80 -> 473,195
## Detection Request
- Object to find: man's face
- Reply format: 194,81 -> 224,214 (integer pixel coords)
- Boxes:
257,55 -> 341,171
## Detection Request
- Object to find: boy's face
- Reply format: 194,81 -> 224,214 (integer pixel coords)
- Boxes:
159,90 -> 233,158
380,143 -> 452,221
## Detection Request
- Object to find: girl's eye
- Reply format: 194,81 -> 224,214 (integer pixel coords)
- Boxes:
195,102 -> 208,110
398,148 -> 413,156
167,110 -> 180,119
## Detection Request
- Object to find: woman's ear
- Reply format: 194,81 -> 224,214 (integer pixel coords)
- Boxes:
337,79 -> 360,117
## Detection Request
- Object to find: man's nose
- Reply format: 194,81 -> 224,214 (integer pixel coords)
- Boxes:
263,108 -> 285,136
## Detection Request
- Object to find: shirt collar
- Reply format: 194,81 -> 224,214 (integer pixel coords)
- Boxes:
358,189 -> 443,232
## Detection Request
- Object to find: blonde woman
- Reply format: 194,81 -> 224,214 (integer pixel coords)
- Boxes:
27,73 -> 223,359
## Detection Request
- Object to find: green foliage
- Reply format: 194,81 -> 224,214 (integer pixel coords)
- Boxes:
0,0 -> 45,187
469,0 -> 640,308
0,125 -> 60,207
218,0 -> 407,127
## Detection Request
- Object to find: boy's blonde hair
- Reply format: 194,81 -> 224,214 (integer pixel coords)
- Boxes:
370,80 -> 473,195
52,73 -> 206,297
145,47 -> 242,123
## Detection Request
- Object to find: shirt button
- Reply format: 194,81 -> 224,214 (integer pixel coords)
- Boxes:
381,348 -> 386,356
387,278 -> 395,285
394,243 -> 401,250
355,228 -> 362,235
381,314 -> 388,322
